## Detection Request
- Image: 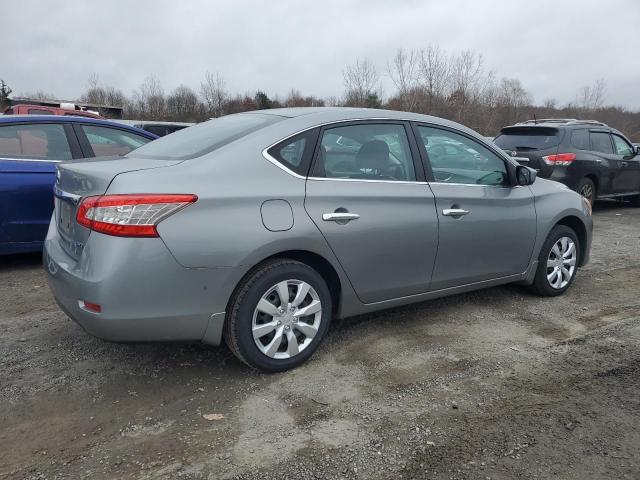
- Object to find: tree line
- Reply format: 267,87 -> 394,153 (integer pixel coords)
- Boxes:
2,45 -> 639,140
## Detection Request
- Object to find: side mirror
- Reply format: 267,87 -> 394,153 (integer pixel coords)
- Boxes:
516,165 -> 536,186
635,145 -> 640,155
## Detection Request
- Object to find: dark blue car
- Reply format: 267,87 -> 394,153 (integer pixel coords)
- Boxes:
0,115 -> 158,255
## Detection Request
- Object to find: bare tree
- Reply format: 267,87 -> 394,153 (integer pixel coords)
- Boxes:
200,71 -> 227,118
577,78 -> 606,110
418,44 -> 450,111
79,74 -> 126,106
342,58 -> 380,107
167,85 -> 203,121
0,79 -> 12,109
129,74 -> 166,120
387,48 -> 420,110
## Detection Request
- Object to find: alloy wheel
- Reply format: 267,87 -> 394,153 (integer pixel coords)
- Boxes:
546,236 -> 577,289
579,183 -> 594,204
251,279 -> 322,359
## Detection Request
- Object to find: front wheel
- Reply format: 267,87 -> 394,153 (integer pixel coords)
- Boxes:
223,259 -> 332,372
530,225 -> 580,297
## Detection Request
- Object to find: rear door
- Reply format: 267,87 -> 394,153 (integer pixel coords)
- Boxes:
611,133 -> 640,194
0,122 -> 79,247
304,121 -> 439,303
414,124 -> 537,290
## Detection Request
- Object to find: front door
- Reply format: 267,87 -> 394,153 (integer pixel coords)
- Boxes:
611,133 -> 640,194
414,124 -> 537,290
304,122 -> 439,303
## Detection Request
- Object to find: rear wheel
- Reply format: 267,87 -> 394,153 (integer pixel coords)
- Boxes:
629,194 -> 640,207
577,178 -> 596,205
223,259 -> 332,372
530,225 -> 580,297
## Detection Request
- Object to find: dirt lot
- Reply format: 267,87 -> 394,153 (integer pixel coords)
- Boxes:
1,202 -> 639,480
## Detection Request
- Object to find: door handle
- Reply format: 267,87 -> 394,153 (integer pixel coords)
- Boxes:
621,161 -> 629,167
322,212 -> 360,222
442,208 -> 470,217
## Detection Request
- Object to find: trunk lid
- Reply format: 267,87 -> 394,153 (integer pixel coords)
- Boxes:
54,157 -> 182,259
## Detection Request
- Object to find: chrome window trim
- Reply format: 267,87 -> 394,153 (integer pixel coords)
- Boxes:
307,176 -> 429,185
261,117 -> 512,187
262,117 -> 434,184
0,157 -> 62,163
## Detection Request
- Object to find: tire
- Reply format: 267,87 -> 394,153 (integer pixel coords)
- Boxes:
629,195 -> 640,207
577,177 -> 596,205
530,225 -> 580,297
223,259 -> 332,372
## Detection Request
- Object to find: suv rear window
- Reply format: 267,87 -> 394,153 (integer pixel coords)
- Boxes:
494,127 -> 562,151
129,113 -> 283,160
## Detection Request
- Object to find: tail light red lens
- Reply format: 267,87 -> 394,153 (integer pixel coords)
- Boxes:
76,194 -> 197,237
542,153 -> 576,166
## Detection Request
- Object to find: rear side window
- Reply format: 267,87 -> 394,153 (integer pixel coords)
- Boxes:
80,125 -> 151,157
0,123 -> 72,160
129,113 -> 283,160
494,127 -> 561,151
314,123 -> 416,182
266,129 -> 318,176
571,129 -> 590,150
590,132 -> 613,154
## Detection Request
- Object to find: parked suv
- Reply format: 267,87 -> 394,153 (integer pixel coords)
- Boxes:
494,119 -> 640,205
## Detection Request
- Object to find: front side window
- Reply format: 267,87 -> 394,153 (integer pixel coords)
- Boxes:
590,132 -> 613,154
0,123 -> 72,160
612,134 -> 633,157
314,123 -> 416,181
80,125 -> 151,157
417,126 -> 508,186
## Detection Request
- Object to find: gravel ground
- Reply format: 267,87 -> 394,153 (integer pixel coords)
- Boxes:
1,202 -> 639,480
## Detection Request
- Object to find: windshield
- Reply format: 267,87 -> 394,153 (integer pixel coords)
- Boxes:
494,127 -> 562,151
129,113 -> 283,160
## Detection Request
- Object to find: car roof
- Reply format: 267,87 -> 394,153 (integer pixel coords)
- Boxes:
246,107 -> 484,138
0,114 -> 159,138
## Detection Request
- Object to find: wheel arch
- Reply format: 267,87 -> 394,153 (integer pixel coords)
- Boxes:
225,249 -> 343,317
555,215 -> 588,266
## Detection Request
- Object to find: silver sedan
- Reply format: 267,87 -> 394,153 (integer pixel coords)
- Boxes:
44,108 -> 593,371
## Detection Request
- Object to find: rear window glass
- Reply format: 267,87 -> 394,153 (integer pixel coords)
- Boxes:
494,127 -> 561,151
129,113 -> 283,160
571,129 -> 590,150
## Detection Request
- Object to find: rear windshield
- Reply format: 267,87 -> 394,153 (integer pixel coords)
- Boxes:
494,127 -> 562,151
129,113 -> 283,160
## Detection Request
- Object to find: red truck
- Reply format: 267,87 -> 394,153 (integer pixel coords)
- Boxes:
3,103 -> 103,119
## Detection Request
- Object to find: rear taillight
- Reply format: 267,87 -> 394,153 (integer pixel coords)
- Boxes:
76,194 -> 197,237
542,153 -> 576,166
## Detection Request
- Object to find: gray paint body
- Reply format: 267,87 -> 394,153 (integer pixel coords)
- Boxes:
44,108 -> 593,346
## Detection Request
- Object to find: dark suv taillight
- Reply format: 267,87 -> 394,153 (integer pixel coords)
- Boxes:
542,153 -> 576,166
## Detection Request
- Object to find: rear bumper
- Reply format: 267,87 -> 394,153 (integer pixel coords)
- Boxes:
43,221 -> 245,345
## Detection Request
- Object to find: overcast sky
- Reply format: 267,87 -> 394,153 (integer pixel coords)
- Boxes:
4,0 -> 640,110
